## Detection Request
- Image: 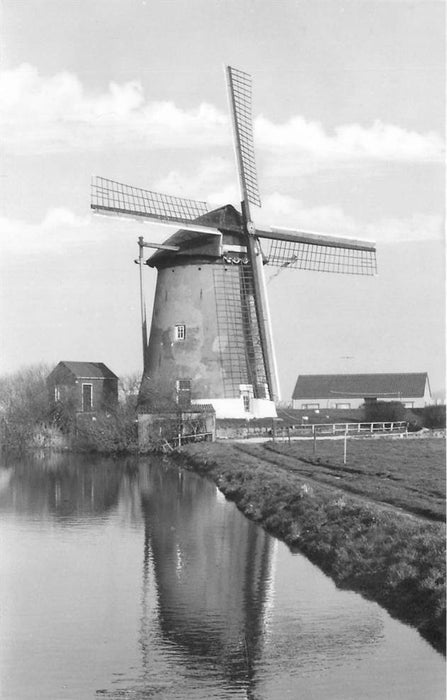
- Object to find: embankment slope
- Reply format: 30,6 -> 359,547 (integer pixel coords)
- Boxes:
174,439 -> 446,655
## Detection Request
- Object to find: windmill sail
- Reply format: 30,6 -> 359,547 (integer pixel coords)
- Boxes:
91,176 -> 210,227
225,66 -> 261,208
257,227 -> 377,275
226,65 -> 280,402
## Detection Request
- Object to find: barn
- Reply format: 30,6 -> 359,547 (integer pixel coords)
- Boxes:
292,373 -> 432,410
47,361 -> 118,414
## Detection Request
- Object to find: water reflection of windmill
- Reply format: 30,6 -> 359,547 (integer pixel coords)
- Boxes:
137,462 -> 274,696
91,66 -> 377,419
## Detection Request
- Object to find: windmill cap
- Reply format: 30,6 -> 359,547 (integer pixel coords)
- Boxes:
147,204 -> 244,267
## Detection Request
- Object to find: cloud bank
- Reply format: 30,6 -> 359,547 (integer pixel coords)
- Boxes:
256,116 -> 443,164
0,64 -> 227,154
1,64 -> 443,166
258,193 -> 444,243
0,208 -> 138,258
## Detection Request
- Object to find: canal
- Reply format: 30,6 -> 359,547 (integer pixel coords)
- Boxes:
0,452 -> 444,699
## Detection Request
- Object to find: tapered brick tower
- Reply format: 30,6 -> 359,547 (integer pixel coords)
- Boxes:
139,205 -> 274,419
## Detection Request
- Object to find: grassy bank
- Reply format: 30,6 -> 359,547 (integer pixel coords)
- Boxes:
174,440 -> 446,655
246,437 -> 446,522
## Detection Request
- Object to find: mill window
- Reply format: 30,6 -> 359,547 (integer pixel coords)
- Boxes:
174,324 -> 186,341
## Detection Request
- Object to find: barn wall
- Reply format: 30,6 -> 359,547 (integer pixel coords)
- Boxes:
292,395 -> 429,410
102,377 -> 118,409
292,397 -> 365,410
47,365 -> 77,408
47,364 -> 76,389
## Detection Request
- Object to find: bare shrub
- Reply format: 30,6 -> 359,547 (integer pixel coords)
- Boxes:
0,364 -> 54,448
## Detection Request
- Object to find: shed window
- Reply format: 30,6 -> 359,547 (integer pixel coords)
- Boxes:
336,403 -> 351,409
54,385 -> 61,402
175,324 -> 186,341
302,403 -> 320,410
82,383 -> 93,412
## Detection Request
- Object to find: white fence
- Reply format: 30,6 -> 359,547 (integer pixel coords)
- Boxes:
276,421 -> 408,439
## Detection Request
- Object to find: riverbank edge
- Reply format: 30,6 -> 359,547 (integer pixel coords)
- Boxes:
172,442 -> 446,656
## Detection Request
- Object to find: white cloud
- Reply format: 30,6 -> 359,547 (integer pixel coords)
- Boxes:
1,64 -> 443,168
0,208 -> 145,258
0,64 -> 228,154
256,115 -> 444,164
257,193 -> 444,243
154,157 -> 238,205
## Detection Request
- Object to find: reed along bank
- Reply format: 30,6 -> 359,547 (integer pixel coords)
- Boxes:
173,437 -> 446,655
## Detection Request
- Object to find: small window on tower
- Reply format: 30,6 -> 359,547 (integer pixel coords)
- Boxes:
175,324 -> 186,341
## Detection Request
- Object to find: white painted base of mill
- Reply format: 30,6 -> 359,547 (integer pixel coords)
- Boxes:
192,397 -> 277,420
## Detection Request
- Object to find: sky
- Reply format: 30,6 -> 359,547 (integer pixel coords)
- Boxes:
0,0 -> 445,399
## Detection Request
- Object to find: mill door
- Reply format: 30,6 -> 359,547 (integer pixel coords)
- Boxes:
82,383 -> 93,412
239,384 -> 253,413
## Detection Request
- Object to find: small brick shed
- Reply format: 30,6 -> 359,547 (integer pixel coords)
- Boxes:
47,361 -> 118,413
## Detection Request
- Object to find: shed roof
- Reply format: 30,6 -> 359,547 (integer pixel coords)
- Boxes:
54,361 -> 118,380
292,373 -> 429,400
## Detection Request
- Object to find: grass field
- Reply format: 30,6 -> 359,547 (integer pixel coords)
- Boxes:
176,436 -> 446,654
242,437 -> 446,522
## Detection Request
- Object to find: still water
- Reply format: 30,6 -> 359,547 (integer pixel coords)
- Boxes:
0,452 -> 444,700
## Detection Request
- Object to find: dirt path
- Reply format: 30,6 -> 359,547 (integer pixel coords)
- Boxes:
232,443 -> 442,524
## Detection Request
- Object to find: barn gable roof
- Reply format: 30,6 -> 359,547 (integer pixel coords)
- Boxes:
54,361 -> 118,380
292,373 -> 429,400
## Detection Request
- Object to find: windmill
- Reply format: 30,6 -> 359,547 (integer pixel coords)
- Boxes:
91,66 -> 376,419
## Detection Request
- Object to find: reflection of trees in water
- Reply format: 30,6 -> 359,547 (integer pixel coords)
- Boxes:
138,461 -> 274,696
0,452 -> 140,520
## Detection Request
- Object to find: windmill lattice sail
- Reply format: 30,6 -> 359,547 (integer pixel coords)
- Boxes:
226,66 -> 261,208
91,176 -> 209,225
262,238 -> 376,275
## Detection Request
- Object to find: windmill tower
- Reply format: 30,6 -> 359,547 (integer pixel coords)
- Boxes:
91,67 -> 376,419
